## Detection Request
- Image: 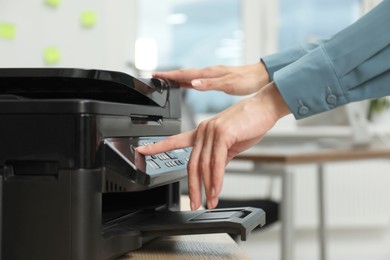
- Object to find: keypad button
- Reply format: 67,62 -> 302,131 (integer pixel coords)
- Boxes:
157,154 -> 170,160
176,159 -> 185,165
166,151 -> 178,159
146,160 -> 161,169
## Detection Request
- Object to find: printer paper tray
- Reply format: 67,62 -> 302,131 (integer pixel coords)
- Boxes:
116,207 -> 265,241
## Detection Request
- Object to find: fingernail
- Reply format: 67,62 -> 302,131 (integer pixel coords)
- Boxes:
136,146 -> 146,152
191,79 -> 202,88
211,187 -> 216,197
212,197 -> 219,208
190,201 -> 195,211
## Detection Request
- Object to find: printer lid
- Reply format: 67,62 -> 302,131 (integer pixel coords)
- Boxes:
0,68 -> 171,107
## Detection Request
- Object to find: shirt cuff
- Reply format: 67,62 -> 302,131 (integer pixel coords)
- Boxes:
273,46 -> 349,119
261,46 -> 307,81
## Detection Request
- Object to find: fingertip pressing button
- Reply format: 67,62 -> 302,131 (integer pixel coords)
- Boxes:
326,94 -> 337,105
298,105 -> 309,115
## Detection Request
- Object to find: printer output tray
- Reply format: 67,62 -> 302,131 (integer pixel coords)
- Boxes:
104,207 -> 265,242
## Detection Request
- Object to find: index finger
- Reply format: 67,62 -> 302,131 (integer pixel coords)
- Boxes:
136,130 -> 196,155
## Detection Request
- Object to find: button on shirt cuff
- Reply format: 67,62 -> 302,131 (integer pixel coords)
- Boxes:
273,46 -> 349,119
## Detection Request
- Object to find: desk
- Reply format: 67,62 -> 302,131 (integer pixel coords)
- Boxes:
232,139 -> 390,260
119,196 -> 252,259
120,233 -> 251,260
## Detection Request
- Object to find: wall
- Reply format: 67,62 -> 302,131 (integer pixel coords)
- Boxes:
0,0 -> 137,74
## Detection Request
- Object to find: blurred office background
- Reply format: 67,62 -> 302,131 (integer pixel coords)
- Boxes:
1,0 -> 389,259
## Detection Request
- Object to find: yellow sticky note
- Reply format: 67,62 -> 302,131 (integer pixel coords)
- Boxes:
43,47 -> 61,64
0,22 -> 15,40
80,11 -> 97,28
44,0 -> 61,8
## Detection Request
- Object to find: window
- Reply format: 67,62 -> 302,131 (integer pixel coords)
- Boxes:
137,0 -> 242,113
278,0 -> 360,51
137,0 -> 361,114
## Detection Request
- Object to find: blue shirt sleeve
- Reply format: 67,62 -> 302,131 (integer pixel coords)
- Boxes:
262,40 -> 327,81
263,0 -> 390,119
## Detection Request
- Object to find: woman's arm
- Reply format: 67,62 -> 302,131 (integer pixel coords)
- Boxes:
274,0 -> 390,119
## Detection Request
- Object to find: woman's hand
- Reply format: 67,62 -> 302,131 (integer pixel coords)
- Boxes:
153,62 -> 270,96
137,82 -> 290,210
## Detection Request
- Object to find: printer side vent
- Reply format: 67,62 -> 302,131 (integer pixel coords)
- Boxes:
105,179 -> 126,193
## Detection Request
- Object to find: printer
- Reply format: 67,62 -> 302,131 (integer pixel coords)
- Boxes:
0,68 -> 265,260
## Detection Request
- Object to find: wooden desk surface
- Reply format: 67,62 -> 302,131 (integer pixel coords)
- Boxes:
119,196 -> 251,260
235,139 -> 390,164
120,233 -> 251,260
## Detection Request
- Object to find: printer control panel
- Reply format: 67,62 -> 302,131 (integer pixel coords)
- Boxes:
104,136 -> 191,187
139,139 -> 190,173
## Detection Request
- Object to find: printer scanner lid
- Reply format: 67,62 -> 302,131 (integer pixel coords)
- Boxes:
0,68 -> 172,107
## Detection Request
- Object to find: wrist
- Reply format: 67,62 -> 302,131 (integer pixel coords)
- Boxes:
258,61 -> 271,86
255,81 -> 290,122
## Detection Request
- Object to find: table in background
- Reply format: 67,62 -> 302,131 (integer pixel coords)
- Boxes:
231,138 -> 390,260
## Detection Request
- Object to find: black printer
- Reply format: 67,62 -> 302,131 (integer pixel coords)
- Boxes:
0,68 -> 265,260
